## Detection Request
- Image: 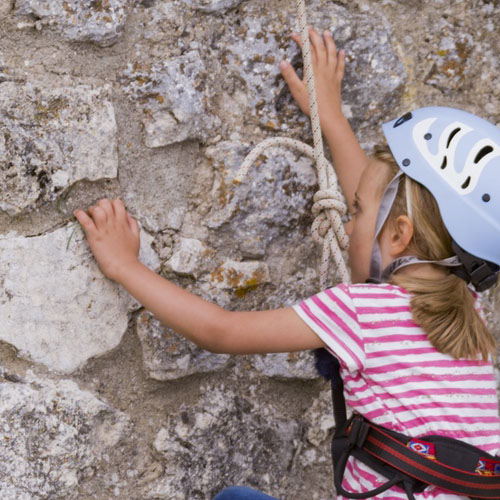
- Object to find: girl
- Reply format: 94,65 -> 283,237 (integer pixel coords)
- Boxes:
74,28 -> 500,500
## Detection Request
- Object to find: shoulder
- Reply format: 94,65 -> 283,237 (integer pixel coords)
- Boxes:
342,282 -> 412,301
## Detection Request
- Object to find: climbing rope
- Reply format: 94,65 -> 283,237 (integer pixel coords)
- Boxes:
233,0 -> 350,288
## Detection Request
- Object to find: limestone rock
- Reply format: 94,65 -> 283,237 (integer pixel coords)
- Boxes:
166,237 -> 214,278
180,0 -> 243,13
147,385 -> 300,499
0,82 -> 117,216
0,0 -> 12,16
120,141 -> 199,233
136,311 -> 230,381
218,1 -> 405,130
0,372 -> 130,499
210,259 -> 271,295
249,351 -> 318,380
424,19 -> 474,91
0,224 -> 159,373
206,141 -> 317,255
122,51 -> 219,147
15,0 -> 129,47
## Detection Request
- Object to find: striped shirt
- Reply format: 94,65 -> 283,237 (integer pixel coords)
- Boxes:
293,282 -> 500,500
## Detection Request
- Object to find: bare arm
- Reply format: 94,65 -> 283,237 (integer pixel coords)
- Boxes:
280,27 -> 369,212
73,199 -> 325,354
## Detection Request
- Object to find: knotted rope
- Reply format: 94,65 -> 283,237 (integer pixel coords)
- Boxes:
233,0 -> 350,288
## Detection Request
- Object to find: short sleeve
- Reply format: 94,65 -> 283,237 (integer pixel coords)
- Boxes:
292,284 -> 365,372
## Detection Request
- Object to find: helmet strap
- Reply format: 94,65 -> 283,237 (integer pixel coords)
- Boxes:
369,171 -> 403,282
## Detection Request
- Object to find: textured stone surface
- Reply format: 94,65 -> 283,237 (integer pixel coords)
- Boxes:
0,0 -> 11,16
166,237 -> 214,278
122,51 -> 219,147
15,0 -> 129,47
137,311 -> 230,381
0,372 -> 130,500
249,351 -> 318,379
216,1 -> 406,132
0,224 -> 159,373
180,0 -> 243,13
0,83 -> 117,216
1,0 -> 499,499
206,141 -> 317,257
148,385 -> 300,500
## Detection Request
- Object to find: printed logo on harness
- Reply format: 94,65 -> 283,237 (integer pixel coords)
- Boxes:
476,458 -> 500,476
407,439 -> 437,460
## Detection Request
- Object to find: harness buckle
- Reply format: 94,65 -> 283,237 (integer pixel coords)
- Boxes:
347,415 -> 370,448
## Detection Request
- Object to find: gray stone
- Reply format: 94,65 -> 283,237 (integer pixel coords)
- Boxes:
206,141 -> 317,256
210,259 -> 271,295
0,82 -> 117,216
122,51 -> 219,147
180,0 -> 243,13
249,351 -> 318,380
424,19 -> 474,91
0,224 -> 160,373
218,1 -> 405,131
0,0 -> 12,16
0,372 -> 130,499
15,0 -> 129,47
166,237 -> 213,278
136,311 -> 230,381
119,141 -> 199,233
147,385 -> 300,500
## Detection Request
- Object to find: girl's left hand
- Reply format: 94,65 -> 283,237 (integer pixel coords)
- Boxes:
73,198 -> 140,282
280,26 -> 345,125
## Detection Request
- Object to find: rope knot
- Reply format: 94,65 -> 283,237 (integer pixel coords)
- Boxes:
311,187 -> 348,247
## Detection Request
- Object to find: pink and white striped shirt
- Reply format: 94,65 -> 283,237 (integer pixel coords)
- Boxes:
293,282 -> 500,500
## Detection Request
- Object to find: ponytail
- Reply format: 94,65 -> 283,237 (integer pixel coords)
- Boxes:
373,144 -> 497,361
392,274 -> 496,361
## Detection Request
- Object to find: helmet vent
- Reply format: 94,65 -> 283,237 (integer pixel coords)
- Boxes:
474,145 -> 494,164
461,176 -> 471,190
440,156 -> 447,170
446,127 -> 461,148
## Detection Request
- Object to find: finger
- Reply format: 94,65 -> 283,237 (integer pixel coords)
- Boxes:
308,26 -> 325,65
336,49 -> 346,82
126,212 -> 140,239
96,198 -> 113,219
88,205 -> 107,227
73,209 -> 97,235
112,198 -> 127,223
323,31 -> 337,67
290,32 -> 302,49
280,60 -> 308,108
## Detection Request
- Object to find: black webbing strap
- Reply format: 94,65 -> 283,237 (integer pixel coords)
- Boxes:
314,348 -> 500,500
359,420 -> 500,499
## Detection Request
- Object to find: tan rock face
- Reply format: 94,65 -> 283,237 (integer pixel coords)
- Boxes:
0,0 -> 499,498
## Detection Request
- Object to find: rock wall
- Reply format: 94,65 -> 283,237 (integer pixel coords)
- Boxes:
0,0 -> 499,499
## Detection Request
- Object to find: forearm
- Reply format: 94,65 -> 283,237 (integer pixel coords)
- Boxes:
115,260 -> 226,351
322,111 -> 370,211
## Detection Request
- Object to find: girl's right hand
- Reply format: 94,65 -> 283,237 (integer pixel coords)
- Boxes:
280,26 -> 345,124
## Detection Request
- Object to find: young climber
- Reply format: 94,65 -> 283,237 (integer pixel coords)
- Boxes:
73,27 -> 500,500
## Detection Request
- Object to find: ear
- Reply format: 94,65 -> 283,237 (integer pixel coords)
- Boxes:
389,215 -> 414,256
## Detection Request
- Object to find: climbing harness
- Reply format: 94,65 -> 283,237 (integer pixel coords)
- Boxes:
315,349 -> 500,500
233,0 -> 349,289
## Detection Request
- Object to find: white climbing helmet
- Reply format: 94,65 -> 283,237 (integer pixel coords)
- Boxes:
383,107 -> 500,265
371,107 -> 500,290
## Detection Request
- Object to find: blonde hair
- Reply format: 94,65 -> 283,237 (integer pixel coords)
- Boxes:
372,144 -> 497,361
